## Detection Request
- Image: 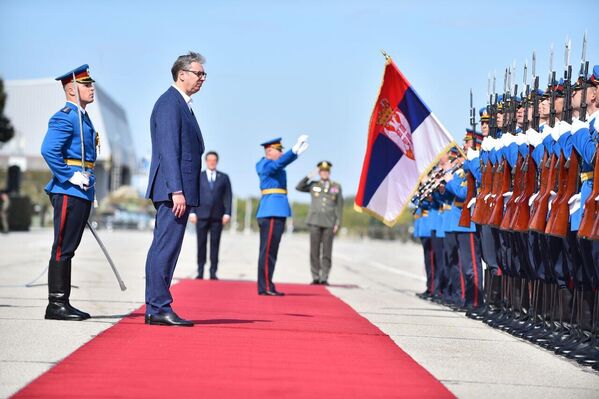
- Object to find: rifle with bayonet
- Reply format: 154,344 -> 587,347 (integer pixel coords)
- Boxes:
459,90 -> 478,227
546,38 -> 580,238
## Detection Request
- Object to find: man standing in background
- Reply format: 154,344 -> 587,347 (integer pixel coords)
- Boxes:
189,151 -> 232,280
296,161 -> 343,285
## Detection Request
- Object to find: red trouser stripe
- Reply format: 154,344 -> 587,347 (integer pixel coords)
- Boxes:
458,256 -> 466,300
264,218 -> 275,292
55,195 -> 68,261
429,246 -> 435,294
469,233 -> 480,306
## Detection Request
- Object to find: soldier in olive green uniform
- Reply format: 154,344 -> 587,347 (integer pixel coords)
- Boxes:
296,161 -> 343,285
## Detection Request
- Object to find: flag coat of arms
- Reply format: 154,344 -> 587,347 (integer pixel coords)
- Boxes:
355,56 -> 457,226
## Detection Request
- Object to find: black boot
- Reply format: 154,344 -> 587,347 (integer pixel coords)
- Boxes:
467,268 -> 490,320
549,287 -> 576,352
45,260 -> 90,321
567,290 -> 597,360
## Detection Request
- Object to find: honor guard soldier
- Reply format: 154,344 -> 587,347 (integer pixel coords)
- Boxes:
256,135 -> 309,295
296,161 -> 344,285
40,65 -> 98,321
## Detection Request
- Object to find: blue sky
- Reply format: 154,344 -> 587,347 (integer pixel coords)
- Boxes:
1,0 -> 596,201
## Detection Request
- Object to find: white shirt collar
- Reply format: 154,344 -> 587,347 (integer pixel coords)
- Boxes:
67,101 -> 86,114
172,84 -> 193,109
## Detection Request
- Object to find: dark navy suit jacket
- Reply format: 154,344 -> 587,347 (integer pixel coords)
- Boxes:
145,86 -> 205,206
191,170 -> 232,220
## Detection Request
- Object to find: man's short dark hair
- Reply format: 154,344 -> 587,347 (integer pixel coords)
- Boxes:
171,51 -> 206,81
205,151 -> 219,160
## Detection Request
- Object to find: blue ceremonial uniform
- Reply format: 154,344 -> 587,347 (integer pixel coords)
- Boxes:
256,140 -> 299,294
41,64 -> 97,321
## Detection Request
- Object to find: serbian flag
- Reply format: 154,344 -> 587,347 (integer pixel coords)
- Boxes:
355,57 -> 457,226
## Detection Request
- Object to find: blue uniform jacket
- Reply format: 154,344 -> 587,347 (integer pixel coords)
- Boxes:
445,172 -> 476,232
571,122 -> 597,231
41,102 -> 97,201
416,200 -> 432,238
256,149 -> 298,218
145,87 -> 205,206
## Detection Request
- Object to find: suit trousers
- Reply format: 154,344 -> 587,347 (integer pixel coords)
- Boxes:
257,217 -> 285,293
50,194 -> 91,262
145,201 -> 190,315
195,218 -> 223,278
309,225 -> 334,282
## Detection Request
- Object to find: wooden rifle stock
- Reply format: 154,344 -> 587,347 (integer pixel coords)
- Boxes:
471,160 -> 492,224
530,153 -> 559,232
488,160 -> 511,227
545,151 -> 580,238
458,171 -> 476,227
510,148 -> 537,232
578,144 -> 599,240
500,154 -> 523,231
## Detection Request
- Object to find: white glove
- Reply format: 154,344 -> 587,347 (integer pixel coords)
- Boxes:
570,118 -> 589,134
493,139 -> 503,151
526,128 -> 543,147
515,134 -> 528,146
547,190 -> 557,211
69,171 -> 90,190
550,124 -> 561,141
467,149 -> 479,161
484,193 -> 492,201
568,193 -> 581,215
292,134 -> 309,155
596,194 -> 599,201
528,192 -> 539,207
467,197 -> 476,209
502,191 -> 513,198
481,137 -> 493,152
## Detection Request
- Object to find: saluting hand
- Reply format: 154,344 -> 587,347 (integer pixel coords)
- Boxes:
307,167 -> 319,179
172,192 -> 186,218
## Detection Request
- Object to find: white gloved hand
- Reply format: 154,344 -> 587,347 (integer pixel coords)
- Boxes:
484,193 -> 492,201
467,197 -> 476,209
570,118 -> 589,134
502,191 -> 513,198
550,125 -> 561,141
292,134 -> 309,155
69,171 -> 90,190
515,134 -> 528,146
493,139 -> 503,151
481,137 -> 493,152
526,128 -> 543,147
547,190 -> 557,211
467,149 -> 479,161
568,193 -> 581,215
528,192 -> 539,207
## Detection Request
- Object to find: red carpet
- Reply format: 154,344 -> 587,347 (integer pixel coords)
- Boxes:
15,280 -> 454,398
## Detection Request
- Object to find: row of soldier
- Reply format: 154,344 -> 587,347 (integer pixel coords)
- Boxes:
412,51 -> 599,370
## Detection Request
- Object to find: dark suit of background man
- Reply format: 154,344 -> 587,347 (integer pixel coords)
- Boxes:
144,52 -> 206,327
189,151 -> 232,280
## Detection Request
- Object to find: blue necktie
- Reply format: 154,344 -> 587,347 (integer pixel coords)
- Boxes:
208,173 -> 214,190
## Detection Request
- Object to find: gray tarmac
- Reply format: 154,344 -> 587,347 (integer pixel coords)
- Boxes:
0,228 -> 597,398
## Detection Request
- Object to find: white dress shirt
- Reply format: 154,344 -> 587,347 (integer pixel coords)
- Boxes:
172,84 -> 193,111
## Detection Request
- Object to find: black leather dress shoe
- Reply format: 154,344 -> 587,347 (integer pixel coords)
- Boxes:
45,301 -> 91,321
210,276 -> 219,280
310,280 -> 320,285
145,312 -> 194,327
320,281 -> 329,286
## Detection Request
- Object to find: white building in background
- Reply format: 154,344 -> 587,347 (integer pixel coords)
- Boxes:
0,78 -> 137,202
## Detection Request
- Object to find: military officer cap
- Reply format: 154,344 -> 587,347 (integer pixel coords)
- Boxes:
543,78 -> 565,98
479,107 -> 490,122
448,146 -> 461,159
317,161 -> 332,171
527,88 -> 545,100
497,94 -> 504,111
260,137 -> 283,150
55,64 -> 95,85
573,65 -> 599,89
464,129 -> 475,142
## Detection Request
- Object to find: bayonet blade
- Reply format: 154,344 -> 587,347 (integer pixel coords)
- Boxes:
532,51 -> 536,79
549,43 -> 554,84
524,60 -> 528,87
565,37 -> 571,69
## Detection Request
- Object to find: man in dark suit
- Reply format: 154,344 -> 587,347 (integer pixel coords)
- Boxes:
144,52 -> 206,327
189,151 -> 232,280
